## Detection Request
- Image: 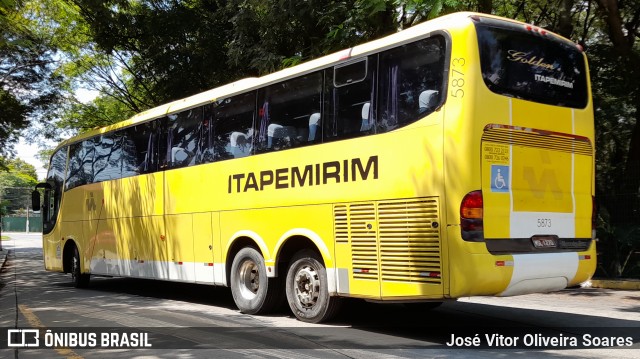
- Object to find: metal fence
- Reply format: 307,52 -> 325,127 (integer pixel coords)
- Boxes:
1,216 -> 42,233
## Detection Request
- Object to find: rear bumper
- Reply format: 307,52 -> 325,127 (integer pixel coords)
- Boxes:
448,237 -> 596,298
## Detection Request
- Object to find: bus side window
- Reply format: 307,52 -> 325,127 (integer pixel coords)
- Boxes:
65,140 -> 94,191
122,121 -> 161,177
43,147 -> 67,234
196,104 -> 215,164
93,133 -> 123,182
256,71 -> 323,153
378,36 -> 446,132
165,108 -> 202,169
213,91 -> 256,160
325,57 -> 376,142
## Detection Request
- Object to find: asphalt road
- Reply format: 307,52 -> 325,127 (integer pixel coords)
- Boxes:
0,232 -> 638,358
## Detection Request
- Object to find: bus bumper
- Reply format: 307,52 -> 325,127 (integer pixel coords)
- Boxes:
448,240 -> 596,298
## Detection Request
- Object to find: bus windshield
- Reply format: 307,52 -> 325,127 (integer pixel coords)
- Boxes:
475,18 -> 588,108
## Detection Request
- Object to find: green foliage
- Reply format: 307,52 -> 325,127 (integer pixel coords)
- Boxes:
58,94 -> 137,132
0,0 -> 63,154
70,0 -> 238,107
0,158 -> 38,216
0,89 -> 28,162
597,220 -> 640,278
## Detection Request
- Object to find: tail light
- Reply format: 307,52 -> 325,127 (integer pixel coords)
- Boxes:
461,190 -> 484,241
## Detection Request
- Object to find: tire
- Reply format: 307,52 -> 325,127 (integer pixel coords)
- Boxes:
72,246 -> 90,288
230,247 -> 283,314
286,249 -> 341,323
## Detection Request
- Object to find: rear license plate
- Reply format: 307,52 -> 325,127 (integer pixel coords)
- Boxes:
532,236 -> 557,248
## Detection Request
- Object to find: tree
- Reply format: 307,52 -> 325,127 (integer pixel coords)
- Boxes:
0,158 -> 38,216
0,0 -> 63,163
67,0 -> 239,108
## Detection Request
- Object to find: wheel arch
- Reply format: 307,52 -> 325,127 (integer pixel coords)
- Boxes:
274,229 -> 336,294
225,231 -> 269,286
62,239 -> 78,274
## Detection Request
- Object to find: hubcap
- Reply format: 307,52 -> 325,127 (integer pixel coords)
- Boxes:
294,264 -> 319,308
238,260 -> 260,299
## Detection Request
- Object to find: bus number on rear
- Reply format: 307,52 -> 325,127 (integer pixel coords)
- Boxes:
537,218 -> 552,228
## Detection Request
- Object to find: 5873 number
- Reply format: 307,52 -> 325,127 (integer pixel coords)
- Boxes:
537,219 -> 552,228
451,58 -> 465,98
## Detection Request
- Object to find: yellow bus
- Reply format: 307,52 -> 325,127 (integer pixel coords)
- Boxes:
33,12 -> 596,323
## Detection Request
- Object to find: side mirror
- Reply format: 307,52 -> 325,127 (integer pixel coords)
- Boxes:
32,182 -> 51,212
31,190 -> 41,212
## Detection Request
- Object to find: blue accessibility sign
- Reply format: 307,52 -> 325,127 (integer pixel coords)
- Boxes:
491,165 -> 509,192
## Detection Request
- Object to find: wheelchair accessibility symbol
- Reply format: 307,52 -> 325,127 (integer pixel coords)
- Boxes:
491,165 -> 509,192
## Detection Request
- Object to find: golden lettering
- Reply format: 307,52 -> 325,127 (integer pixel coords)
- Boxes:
506,50 -> 556,71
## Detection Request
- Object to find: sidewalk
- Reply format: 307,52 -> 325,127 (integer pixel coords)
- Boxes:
0,248 -> 6,269
591,278 -> 640,290
0,231 -> 41,270
0,232 -> 13,269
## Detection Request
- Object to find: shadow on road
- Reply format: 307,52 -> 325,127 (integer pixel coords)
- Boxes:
3,247 -> 639,351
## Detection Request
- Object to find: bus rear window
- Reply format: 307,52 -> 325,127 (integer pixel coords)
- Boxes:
475,21 -> 588,108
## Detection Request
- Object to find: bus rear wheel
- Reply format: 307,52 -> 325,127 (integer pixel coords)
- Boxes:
286,249 -> 341,323
71,246 -> 90,288
230,247 -> 282,314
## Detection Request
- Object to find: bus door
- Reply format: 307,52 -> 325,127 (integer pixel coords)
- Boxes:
82,184 -> 117,276
164,180 -> 215,284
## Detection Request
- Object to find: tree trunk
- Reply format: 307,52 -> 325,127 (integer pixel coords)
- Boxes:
596,0 -> 633,55
556,0 -> 575,38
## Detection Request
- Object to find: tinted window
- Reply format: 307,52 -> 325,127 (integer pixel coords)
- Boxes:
165,108 -> 202,169
43,147 -> 67,233
256,72 -> 323,152
66,140 -> 94,190
93,132 -> 123,182
325,57 -> 376,141
47,147 -> 67,190
475,21 -> 587,108
212,92 -> 255,160
196,105 -> 215,164
334,59 -> 367,87
378,36 -> 446,132
123,121 -> 160,177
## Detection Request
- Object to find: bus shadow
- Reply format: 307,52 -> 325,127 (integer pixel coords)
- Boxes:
47,276 -> 640,349
55,276 -> 238,310
309,299 -> 640,349
562,287 -> 615,297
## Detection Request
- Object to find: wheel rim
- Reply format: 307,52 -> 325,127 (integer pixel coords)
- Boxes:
293,263 -> 320,309
238,259 -> 260,300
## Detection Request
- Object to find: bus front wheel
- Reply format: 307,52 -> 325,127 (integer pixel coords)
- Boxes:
230,247 -> 282,314
286,249 -> 341,323
71,246 -> 90,288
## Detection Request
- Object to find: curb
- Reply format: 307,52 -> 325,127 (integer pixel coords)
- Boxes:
590,279 -> 640,290
0,249 -> 8,271
1,235 -> 11,270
